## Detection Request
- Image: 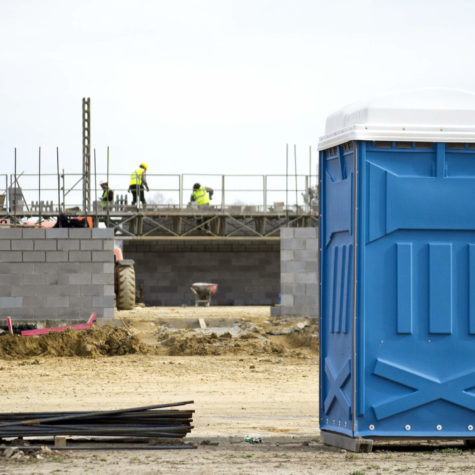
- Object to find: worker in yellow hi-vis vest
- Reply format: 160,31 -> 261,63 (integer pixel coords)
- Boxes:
189,183 -> 214,231
128,163 -> 149,207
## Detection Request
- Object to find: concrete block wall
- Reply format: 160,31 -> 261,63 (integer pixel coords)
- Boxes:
123,239 -> 279,306
273,227 -> 319,317
0,228 -> 114,322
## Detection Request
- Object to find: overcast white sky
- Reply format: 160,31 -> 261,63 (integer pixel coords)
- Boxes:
1,0 -> 475,181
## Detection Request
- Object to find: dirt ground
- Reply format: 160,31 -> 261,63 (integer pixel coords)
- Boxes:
0,306 -> 474,474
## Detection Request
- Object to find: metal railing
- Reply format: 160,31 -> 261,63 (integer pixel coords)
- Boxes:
0,172 -> 319,216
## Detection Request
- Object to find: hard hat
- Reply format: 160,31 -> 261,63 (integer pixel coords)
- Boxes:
140,163 -> 148,170
100,180 -> 108,186
193,183 -> 201,190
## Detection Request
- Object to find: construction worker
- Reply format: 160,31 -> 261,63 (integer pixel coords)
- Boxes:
190,183 -> 214,206
190,183 -> 214,232
129,163 -> 149,207
100,181 -> 114,210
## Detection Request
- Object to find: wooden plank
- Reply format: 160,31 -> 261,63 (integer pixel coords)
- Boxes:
198,318 -> 207,329
54,436 -> 67,447
320,430 -> 373,453
6,316 -> 13,335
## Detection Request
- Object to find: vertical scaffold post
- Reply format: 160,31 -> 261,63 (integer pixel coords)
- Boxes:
221,175 -> 225,211
82,97 -> 91,213
263,175 -> 267,212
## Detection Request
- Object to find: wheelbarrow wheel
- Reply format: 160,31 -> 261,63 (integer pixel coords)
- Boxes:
116,265 -> 136,310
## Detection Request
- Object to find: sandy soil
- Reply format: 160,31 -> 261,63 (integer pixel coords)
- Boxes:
0,306 -> 474,474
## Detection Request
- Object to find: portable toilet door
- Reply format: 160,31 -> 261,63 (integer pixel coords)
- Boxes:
319,88 -> 475,452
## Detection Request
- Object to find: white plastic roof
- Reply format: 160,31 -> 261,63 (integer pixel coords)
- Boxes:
319,88 -> 475,150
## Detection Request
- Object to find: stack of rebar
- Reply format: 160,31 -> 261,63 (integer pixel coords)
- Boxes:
0,401 -> 194,441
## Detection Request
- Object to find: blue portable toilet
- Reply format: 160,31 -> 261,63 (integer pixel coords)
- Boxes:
319,88 -> 475,451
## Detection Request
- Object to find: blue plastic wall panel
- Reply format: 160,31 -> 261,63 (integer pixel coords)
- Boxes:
320,143 -> 355,436
357,141 -> 475,437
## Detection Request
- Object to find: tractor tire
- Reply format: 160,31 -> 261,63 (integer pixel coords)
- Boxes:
116,265 -> 136,310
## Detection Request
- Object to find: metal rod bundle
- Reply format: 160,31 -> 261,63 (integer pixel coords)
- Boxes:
0,401 -> 194,441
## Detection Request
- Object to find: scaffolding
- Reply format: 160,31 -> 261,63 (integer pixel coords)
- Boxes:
0,99 -> 318,237
0,170 -> 318,237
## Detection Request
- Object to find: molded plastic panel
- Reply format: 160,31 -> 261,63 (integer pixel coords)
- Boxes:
320,144 -> 355,435
358,142 -> 475,437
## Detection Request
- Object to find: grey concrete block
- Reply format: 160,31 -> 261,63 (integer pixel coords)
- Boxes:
92,228 -> 114,239
280,227 -> 295,239
295,249 -> 317,261
46,274 -> 61,285
80,240 -> 103,251
279,305 -> 318,317
12,240 -> 34,251
92,273 -> 115,285
46,296 -> 69,308
305,284 -> 319,296
281,294 -> 294,306
33,263 -> 79,277
57,239 -> 80,251
306,238 -> 319,250
92,296 -> 114,307
54,308 -> 81,319
0,274 -> 21,286
34,240 -> 57,251
0,240 -> 10,251
80,263 -> 106,274
49,285 -> 81,297
69,251 -> 92,262
11,284 -> 44,296
1,263 -> 34,274
104,285 -> 114,296
295,272 -> 318,284
281,239 -> 306,251
294,228 -> 317,239
0,297 -> 22,308
295,295 -> 318,307
0,229 -> 22,239
102,307 -> 115,319
22,274 -> 43,285
23,228 -> 46,239
281,250 -> 294,261
46,251 -> 69,262
80,285 -> 106,296
280,283 -> 292,295
68,296 -> 93,308
69,229 -> 93,239
46,228 -> 68,238
285,283 -> 307,296
103,240 -> 115,251
69,274 -> 92,285
22,296 -> 47,307
22,251 -> 46,262
281,261 -> 306,273
305,261 -> 318,273
103,263 -> 115,274
92,251 -> 113,262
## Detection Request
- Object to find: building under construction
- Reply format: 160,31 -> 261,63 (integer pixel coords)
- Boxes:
0,98 -> 319,320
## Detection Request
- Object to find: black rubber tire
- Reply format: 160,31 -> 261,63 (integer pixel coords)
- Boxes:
116,265 -> 136,310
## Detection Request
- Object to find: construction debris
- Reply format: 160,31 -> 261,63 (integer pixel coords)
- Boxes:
0,314 -> 318,359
